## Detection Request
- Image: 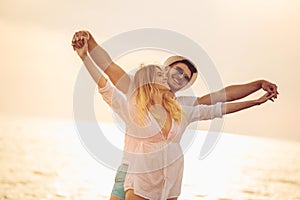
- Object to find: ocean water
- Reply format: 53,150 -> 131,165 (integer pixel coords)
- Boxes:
0,116 -> 299,200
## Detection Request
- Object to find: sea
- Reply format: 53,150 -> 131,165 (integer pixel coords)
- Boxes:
0,116 -> 299,200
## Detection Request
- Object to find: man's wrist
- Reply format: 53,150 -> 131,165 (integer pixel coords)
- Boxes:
87,34 -> 98,51
259,79 -> 265,88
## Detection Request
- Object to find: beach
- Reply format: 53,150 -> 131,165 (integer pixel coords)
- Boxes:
0,116 -> 299,200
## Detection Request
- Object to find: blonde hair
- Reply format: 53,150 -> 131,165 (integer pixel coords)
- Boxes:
133,65 -> 182,125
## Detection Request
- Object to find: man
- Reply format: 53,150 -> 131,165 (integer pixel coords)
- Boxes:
71,30 -> 278,105
72,30 -> 278,200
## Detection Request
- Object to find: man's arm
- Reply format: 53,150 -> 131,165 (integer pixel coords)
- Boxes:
72,30 -> 131,94
195,80 -> 278,105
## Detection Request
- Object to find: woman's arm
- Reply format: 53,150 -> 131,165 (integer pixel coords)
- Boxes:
75,40 -> 107,88
72,31 -> 131,94
187,92 -> 275,123
195,80 -> 278,105
221,92 -> 275,115
75,40 -> 130,124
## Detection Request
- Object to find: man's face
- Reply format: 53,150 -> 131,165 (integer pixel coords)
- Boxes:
166,62 -> 192,92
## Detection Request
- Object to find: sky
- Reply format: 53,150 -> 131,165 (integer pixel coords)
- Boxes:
0,0 -> 299,140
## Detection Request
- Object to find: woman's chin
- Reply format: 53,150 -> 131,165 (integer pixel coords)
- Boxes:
154,83 -> 170,91
160,85 -> 170,91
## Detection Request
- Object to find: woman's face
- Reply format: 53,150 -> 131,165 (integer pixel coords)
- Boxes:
153,67 -> 169,90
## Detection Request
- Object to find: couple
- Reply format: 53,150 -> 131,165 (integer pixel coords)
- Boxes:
72,31 -> 278,200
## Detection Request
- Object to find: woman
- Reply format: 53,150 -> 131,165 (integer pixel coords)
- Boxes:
74,40 -> 275,200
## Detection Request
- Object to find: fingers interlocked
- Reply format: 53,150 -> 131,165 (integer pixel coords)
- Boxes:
71,30 -> 90,50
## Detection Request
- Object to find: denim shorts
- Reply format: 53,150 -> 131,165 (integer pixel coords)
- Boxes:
111,163 -> 128,199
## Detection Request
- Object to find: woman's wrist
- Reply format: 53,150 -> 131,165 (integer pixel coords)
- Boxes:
80,53 -> 88,60
253,99 -> 261,106
254,97 -> 265,106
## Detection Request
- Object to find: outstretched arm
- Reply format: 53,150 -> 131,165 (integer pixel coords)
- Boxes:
72,30 -> 131,94
221,92 -> 275,115
187,91 -> 275,122
195,80 -> 278,105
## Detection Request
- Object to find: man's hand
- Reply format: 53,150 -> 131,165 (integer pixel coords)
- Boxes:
261,80 -> 279,99
71,30 -> 90,50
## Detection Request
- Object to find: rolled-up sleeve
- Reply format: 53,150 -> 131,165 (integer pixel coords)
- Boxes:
98,81 -> 129,122
187,102 -> 223,122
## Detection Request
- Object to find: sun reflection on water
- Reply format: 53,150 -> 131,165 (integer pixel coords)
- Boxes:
0,116 -> 299,199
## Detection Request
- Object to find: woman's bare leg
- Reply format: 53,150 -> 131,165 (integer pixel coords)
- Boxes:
125,189 -> 148,200
110,195 -> 123,200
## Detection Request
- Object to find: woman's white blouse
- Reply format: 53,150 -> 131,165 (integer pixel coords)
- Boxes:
98,81 -> 222,200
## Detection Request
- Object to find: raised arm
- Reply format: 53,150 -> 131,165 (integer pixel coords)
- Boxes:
72,30 -> 131,94
74,38 -> 107,88
74,39 -> 130,121
195,80 -> 278,105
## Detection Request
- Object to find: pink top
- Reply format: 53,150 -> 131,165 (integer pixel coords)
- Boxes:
98,81 -> 223,200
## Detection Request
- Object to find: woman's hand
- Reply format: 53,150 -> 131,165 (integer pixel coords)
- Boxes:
74,38 -> 88,59
71,30 -> 90,49
256,92 -> 276,105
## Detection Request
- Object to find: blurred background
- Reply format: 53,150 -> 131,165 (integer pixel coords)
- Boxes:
0,0 -> 299,199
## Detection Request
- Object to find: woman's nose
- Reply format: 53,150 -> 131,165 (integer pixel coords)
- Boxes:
163,72 -> 168,80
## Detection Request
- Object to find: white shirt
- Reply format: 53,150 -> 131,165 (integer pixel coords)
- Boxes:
98,81 -> 223,200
